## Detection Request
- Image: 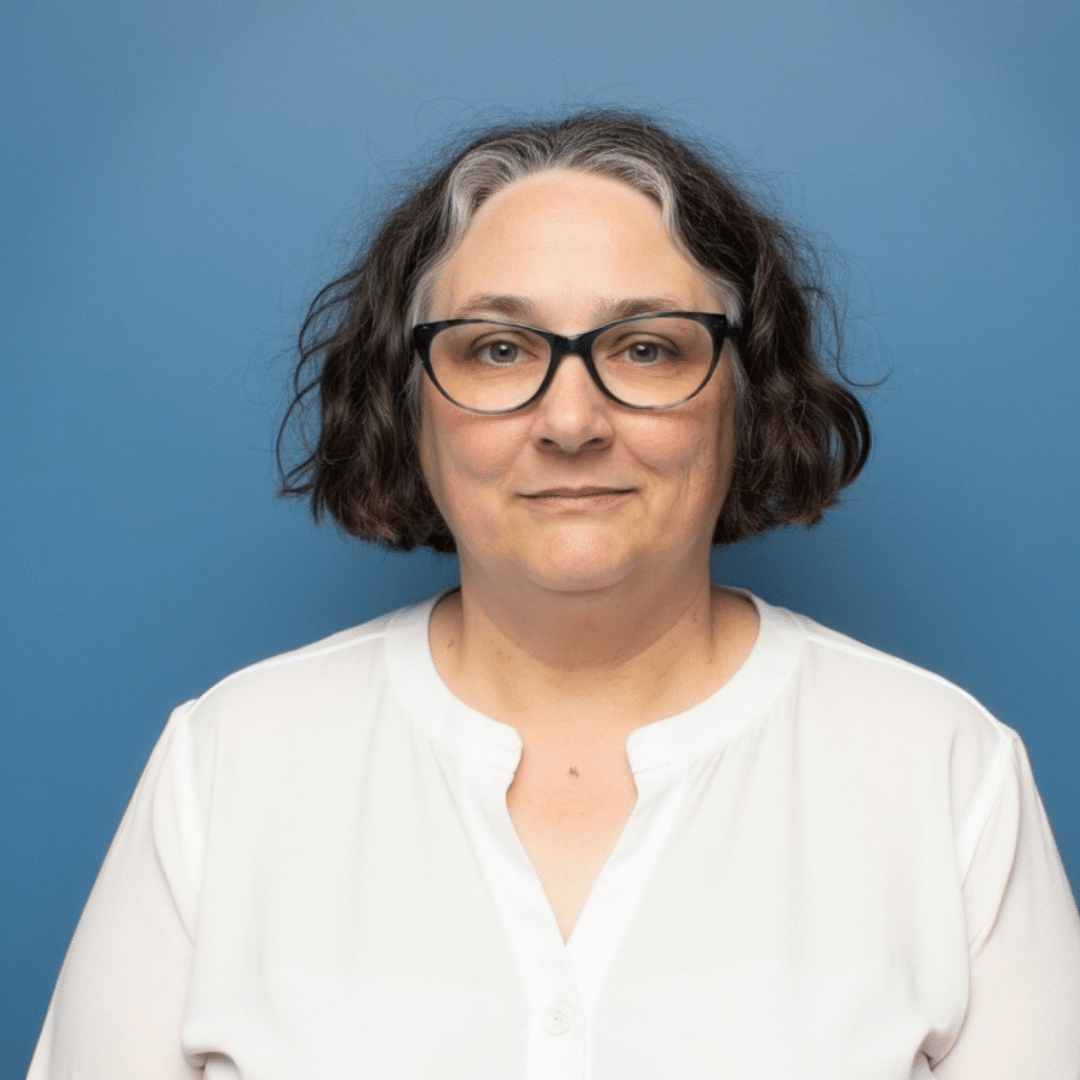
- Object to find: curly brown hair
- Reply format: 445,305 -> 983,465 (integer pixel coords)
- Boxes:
277,109 -> 870,553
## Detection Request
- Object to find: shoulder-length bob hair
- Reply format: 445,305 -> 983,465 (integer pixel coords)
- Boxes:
278,109 -> 870,552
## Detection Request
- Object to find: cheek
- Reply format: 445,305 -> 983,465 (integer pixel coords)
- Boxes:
417,394 -> 523,521
692,380 -> 738,499
633,402 -> 734,502
425,421 -> 520,488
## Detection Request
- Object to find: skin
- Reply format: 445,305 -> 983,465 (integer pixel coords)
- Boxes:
418,168 -> 760,939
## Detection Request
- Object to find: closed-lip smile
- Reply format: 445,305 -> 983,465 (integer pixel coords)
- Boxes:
523,486 -> 635,499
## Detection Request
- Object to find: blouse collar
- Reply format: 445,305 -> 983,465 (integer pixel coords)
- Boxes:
384,588 -> 805,774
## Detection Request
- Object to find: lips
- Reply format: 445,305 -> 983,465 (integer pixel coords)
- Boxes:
520,486 -> 630,496
523,486 -> 635,499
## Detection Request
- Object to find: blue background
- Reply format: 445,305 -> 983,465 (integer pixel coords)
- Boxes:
2,0 -> 1077,1073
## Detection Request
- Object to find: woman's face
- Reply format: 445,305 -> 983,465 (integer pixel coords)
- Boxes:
418,168 -> 738,596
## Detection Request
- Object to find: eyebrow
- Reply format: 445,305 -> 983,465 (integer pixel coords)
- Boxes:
453,294 -> 690,324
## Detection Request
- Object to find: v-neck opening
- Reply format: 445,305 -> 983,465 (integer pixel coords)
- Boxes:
381,587 -> 807,1062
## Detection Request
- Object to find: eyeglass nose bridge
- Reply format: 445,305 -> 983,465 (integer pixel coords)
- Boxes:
532,326 -> 622,406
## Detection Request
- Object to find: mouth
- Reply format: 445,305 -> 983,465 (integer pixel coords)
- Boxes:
523,486 -> 636,499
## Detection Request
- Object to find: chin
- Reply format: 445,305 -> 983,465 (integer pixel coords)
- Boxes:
518,533 -> 639,595
525,565 -> 631,595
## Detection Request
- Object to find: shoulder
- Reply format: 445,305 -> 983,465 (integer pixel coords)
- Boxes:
169,594 -> 439,748
772,600 -> 1011,740
753,596 -> 1019,829
147,595 -> 443,870
134,595 -> 444,905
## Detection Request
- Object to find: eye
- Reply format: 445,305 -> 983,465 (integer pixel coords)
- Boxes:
464,330 -> 543,366
618,335 -> 683,366
626,340 -> 664,365
480,339 -> 521,365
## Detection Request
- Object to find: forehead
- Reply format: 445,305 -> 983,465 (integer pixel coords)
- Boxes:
430,169 -> 717,323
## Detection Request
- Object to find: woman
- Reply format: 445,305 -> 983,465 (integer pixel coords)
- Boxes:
28,111 -> 1080,1078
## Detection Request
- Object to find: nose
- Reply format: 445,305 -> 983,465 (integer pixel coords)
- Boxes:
531,352 -> 614,455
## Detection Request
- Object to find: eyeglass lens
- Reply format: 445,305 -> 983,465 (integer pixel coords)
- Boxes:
427,317 -> 716,411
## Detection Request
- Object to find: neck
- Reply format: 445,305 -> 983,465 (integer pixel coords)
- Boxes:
429,557 -> 758,736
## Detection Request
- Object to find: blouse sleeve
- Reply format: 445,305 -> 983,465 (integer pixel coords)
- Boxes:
25,703 -> 205,1080
932,733 -> 1080,1078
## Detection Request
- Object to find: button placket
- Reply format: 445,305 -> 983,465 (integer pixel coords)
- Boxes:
460,759 -> 586,1077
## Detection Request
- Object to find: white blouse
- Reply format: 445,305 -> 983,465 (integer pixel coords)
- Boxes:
27,591 -> 1080,1079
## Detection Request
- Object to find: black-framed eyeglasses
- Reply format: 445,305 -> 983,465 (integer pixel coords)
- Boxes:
411,311 -> 735,414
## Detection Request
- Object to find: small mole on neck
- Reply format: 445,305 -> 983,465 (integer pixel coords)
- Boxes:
568,765 -> 580,778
